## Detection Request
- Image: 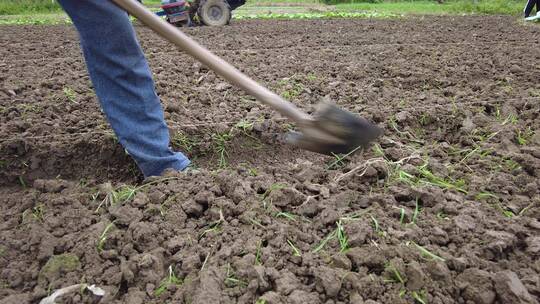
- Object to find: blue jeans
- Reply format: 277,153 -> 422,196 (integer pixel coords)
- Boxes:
58,0 -> 190,177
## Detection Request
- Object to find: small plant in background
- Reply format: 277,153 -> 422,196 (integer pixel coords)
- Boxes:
518,200 -> 537,216
475,191 -> 517,217
515,127 -> 534,145
503,158 -> 521,171
496,106 -> 519,125
384,263 -> 406,284
281,123 -> 295,131
62,87 -> 77,103
410,198 -> 421,225
490,156 -> 522,172
171,132 -> 197,153
18,176 -> 27,188
235,120 -> 254,133
471,128 -> 499,143
327,152 -> 347,169
95,184 -> 137,212
224,263 -> 247,288
277,78 -> 304,100
408,241 -> 445,262
275,212 -> 297,222
22,203 -> 45,222
370,214 -> 387,237
411,290 -> 428,304
436,211 -> 450,220
260,183 -> 286,208
155,265 -> 183,296
97,221 -> 115,252
418,113 -> 433,126
475,191 -> 499,201
199,210 -> 224,239
336,220 -> 349,253
198,220 -> 222,239
312,229 -> 338,253
255,240 -> 263,265
416,164 -> 467,194
313,210 -> 378,253
399,288 -> 407,298
248,218 -> 265,229
287,239 -> 302,257
399,207 -> 406,225
503,114 -> 519,125
235,119 -> 262,146
306,73 -> 317,81
326,145 -> 363,170
494,204 -> 515,218
212,131 -> 234,168
372,143 -> 385,157
248,167 -> 258,176
32,203 -> 45,221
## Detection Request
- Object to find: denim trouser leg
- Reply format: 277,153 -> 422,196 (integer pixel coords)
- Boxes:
524,0 -> 537,17
58,0 -> 190,177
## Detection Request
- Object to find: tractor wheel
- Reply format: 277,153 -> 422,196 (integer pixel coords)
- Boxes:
197,0 -> 231,26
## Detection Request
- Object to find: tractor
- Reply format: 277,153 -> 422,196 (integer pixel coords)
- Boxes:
156,0 -> 245,27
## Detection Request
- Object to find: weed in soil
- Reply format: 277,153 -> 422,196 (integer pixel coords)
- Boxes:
212,131 -> 234,168
96,221 -> 115,252
225,263 -> 248,288
155,265 -> 183,296
287,239 -> 302,257
409,241 -> 445,262
336,220 -> 349,252
62,86 -> 77,103
171,132 -> 198,153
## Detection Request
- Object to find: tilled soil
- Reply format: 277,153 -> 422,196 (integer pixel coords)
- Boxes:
1,16 -> 540,304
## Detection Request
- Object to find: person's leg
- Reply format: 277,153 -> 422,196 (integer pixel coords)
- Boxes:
57,0 -> 190,177
524,0 -> 536,17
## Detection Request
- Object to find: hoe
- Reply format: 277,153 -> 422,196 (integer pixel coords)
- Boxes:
113,0 -> 382,155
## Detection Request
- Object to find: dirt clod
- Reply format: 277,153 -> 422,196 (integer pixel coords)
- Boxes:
493,270 -> 538,304
456,268 -> 496,304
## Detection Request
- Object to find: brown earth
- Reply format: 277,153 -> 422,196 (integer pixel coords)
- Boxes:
1,16 -> 540,304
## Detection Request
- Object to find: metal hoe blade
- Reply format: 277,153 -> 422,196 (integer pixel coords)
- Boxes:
286,101 -> 382,155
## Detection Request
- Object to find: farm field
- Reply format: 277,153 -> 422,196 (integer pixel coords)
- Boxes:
1,16 -> 540,303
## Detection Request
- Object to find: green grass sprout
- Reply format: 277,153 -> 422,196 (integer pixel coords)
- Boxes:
312,230 -> 337,253
171,132 -> 198,153
399,207 -> 406,225
410,241 -> 445,262
255,240 -> 263,265
411,290 -> 428,304
384,264 -> 406,284
62,87 -> 77,103
336,220 -> 349,252
155,265 -> 183,296
224,263 -> 248,288
411,198 -> 421,225
212,131 -> 234,168
97,221 -> 116,252
287,239 -> 302,257
275,212 -> 297,222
